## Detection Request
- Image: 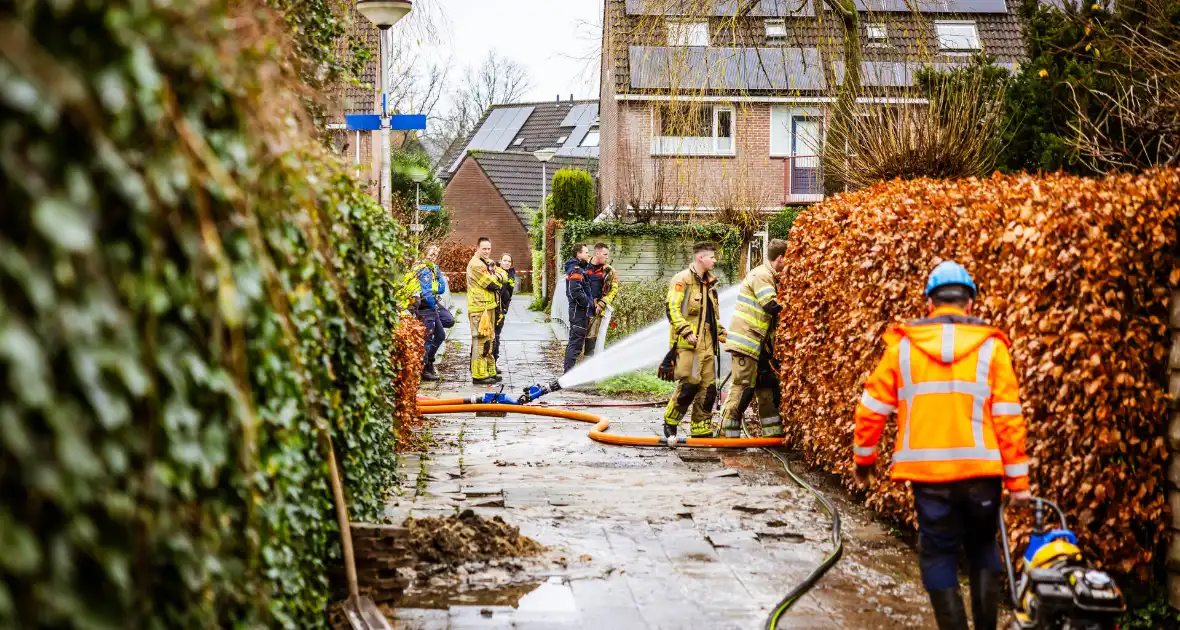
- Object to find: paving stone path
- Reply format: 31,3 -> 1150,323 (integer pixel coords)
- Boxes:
399,296 -> 935,630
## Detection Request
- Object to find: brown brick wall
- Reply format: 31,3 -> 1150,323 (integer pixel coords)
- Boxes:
443,158 -> 534,275
611,101 -> 810,211
600,0 -> 621,216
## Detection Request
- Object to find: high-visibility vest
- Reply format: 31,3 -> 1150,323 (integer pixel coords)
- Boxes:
853,307 -> 1031,491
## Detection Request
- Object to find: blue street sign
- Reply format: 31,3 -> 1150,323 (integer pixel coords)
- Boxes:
417,204 -> 442,212
389,114 -> 427,130
344,114 -> 382,131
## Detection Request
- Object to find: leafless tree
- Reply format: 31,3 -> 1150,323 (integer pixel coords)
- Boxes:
434,51 -> 534,153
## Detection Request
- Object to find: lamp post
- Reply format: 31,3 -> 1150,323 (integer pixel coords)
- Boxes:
410,169 -> 427,255
356,1 -> 413,215
533,148 -> 557,300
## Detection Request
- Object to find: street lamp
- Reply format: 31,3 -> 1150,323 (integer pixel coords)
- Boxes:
410,169 -> 427,255
533,148 -> 557,300
356,1 -> 413,215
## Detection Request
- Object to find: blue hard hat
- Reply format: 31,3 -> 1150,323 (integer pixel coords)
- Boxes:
926,261 -> 977,298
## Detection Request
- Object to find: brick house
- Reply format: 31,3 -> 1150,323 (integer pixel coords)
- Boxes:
323,6 -> 381,188
444,151 -> 599,279
439,99 -> 602,277
598,0 -> 1026,216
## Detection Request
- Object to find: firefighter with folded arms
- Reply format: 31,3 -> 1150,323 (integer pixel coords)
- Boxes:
852,261 -> 1032,630
719,239 -> 788,439
658,242 -> 726,439
466,237 -> 502,385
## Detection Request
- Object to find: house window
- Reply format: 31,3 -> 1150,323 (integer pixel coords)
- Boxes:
866,22 -> 888,44
556,135 -> 569,144
770,106 -> 823,157
935,21 -> 981,51
512,138 -> 524,146
653,103 -> 734,156
580,130 -> 600,147
765,19 -> 787,39
668,20 -> 709,46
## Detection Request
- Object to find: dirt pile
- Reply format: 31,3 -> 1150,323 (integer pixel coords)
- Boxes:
405,509 -> 545,565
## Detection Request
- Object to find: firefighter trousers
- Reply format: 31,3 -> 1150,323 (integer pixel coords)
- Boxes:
663,334 -> 717,437
469,310 -> 497,380
720,352 -> 783,438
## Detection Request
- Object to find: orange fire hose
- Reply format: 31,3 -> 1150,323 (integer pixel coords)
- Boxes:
416,398 -> 786,449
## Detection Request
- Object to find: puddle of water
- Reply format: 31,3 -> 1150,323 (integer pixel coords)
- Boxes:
395,576 -> 578,616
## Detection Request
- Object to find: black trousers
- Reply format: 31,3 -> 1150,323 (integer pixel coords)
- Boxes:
912,477 -> 1003,591
492,309 -> 506,360
563,315 -> 589,373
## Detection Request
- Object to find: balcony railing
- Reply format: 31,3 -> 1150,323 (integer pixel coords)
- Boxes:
783,155 -> 824,202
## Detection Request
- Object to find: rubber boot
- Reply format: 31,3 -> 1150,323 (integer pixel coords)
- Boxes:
663,423 -> 677,438
969,570 -> 999,630
421,359 -> 440,382
927,588 -> 969,630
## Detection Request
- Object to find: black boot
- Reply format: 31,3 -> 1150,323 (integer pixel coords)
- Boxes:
663,423 -> 678,438
969,570 -> 999,630
421,359 -> 440,382
927,588 -> 969,630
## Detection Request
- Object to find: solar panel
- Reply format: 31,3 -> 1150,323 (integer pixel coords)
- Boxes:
853,0 -> 1007,12
625,0 -> 813,16
629,46 -> 826,91
560,103 -> 599,128
481,106 -> 534,150
447,106 -> 536,173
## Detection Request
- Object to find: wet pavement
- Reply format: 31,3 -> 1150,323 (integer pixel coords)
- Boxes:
401,296 -> 935,630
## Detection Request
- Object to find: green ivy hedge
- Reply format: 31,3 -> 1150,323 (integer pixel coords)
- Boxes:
1,2 -> 405,627
560,220 -> 742,280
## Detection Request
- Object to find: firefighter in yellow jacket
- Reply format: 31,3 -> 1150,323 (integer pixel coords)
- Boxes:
719,239 -> 789,439
466,237 -> 502,385
658,242 -> 726,439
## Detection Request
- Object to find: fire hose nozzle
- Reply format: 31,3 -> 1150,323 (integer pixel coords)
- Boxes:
518,380 -> 562,405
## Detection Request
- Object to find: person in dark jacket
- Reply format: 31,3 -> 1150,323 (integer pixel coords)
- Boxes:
563,244 -> 594,373
492,253 -> 516,369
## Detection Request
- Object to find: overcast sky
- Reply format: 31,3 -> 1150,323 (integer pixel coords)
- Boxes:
423,0 -> 603,109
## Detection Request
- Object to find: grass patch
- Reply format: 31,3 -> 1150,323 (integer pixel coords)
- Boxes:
594,371 -> 676,397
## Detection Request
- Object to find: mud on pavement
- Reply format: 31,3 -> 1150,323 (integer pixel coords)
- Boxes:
397,296 -> 936,629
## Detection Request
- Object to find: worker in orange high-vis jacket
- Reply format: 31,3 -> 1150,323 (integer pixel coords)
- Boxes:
853,261 -> 1031,630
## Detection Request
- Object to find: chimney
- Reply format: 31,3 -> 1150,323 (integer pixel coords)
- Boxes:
570,93 -> 574,102
556,94 -> 561,103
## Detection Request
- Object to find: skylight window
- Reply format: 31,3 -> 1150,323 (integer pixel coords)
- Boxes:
935,21 -> 981,51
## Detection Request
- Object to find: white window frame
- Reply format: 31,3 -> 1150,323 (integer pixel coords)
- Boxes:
866,22 -> 888,45
770,106 -> 823,157
935,20 -> 981,52
765,19 -> 787,39
580,129 -> 600,147
651,104 -> 736,156
667,19 -> 709,46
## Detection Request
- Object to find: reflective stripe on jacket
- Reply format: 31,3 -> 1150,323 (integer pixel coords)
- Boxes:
565,259 -> 593,323
666,267 -> 724,350
586,264 -> 619,309
466,254 -> 500,313
853,306 -> 1030,491
725,261 -> 778,359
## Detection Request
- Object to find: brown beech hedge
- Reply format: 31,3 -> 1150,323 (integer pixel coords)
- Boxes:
774,170 -> 1180,578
